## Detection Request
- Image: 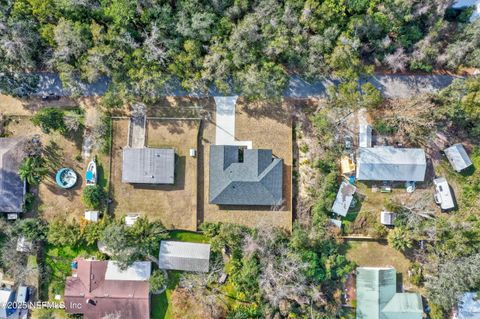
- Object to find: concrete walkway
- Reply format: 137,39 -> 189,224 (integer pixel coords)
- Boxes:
129,114 -> 146,148
214,96 -> 252,148
30,73 -> 461,98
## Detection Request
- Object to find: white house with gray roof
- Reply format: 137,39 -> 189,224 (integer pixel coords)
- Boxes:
209,145 -> 283,206
122,148 -> 175,184
444,144 -> 473,172
159,241 -> 210,272
356,147 -> 427,182
0,138 -> 26,213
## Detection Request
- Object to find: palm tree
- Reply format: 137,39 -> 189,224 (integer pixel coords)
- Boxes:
387,227 -> 413,252
18,156 -> 49,186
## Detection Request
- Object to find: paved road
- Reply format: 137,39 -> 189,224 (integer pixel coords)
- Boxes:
32,73 -> 461,98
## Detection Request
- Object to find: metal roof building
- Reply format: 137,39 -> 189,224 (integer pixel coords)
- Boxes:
454,292 -> 480,319
122,148 -> 175,184
331,181 -> 356,217
0,138 -> 26,213
209,145 -> 283,206
359,124 -> 372,148
356,267 -> 423,319
356,147 -> 427,182
444,144 -> 473,172
159,241 -> 211,273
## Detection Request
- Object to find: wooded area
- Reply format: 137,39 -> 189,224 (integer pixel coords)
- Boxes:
1,0 -> 479,98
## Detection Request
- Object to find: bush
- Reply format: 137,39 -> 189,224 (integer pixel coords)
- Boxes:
31,108 -> 66,134
82,185 -> 106,209
374,119 -> 396,135
150,270 -> 167,292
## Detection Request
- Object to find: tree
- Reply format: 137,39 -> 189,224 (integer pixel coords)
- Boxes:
13,218 -> 47,242
99,221 -> 137,269
387,227 -> 413,252
82,185 -> 106,209
426,253 -> 480,310
47,218 -> 83,247
31,108 -> 66,134
18,156 -> 49,186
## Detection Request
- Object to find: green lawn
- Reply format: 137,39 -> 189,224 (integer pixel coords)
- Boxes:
168,230 -> 208,243
151,230 -> 209,319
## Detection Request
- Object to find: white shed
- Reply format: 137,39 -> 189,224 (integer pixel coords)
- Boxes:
84,211 -> 99,222
380,211 -> 396,226
444,144 -> 473,172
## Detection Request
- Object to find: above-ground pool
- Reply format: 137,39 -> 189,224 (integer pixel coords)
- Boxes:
55,168 -> 77,189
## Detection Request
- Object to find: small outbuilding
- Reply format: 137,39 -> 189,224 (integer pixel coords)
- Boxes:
331,181 -> 356,217
122,148 -> 175,184
159,241 -> 211,273
444,144 -> 473,172
125,213 -> 140,227
84,211 -> 99,222
433,177 -> 455,210
380,211 -> 396,226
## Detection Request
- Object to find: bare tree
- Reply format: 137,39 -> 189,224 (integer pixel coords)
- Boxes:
384,48 -> 409,73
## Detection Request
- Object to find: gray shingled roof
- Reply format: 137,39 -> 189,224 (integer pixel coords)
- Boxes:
0,138 -> 26,213
122,148 -> 175,184
159,241 -> 210,272
209,145 -> 283,205
356,147 -> 426,182
444,144 -> 473,172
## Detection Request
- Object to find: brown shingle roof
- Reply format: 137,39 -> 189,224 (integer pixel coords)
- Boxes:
64,259 -> 150,319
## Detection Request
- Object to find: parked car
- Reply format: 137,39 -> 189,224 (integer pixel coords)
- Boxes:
344,136 -> 353,150
41,92 -> 60,101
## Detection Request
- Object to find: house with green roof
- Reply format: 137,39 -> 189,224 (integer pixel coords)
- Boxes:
356,267 -> 423,319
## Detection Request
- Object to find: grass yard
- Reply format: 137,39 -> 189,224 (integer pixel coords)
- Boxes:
434,147 -> 479,213
200,99 -> 293,231
42,244 -> 100,299
344,180 -> 438,236
169,230 -> 208,243
345,241 -> 414,289
109,119 -> 199,230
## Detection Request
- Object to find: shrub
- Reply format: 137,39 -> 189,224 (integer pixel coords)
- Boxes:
31,108 -> 66,134
150,270 -> 167,292
374,119 -> 396,135
82,185 -> 106,209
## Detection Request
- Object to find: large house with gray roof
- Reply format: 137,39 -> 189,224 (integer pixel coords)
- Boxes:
0,138 -> 26,214
209,145 -> 283,206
